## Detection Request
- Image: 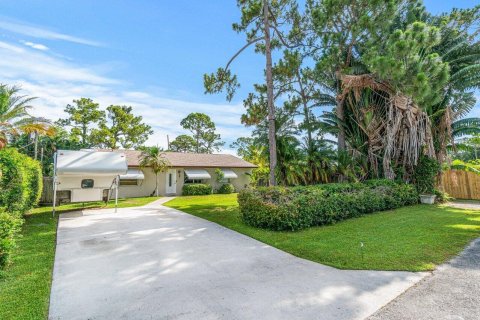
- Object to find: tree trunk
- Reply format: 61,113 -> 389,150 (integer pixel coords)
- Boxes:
336,98 -> 346,151
155,173 -> 159,197
296,69 -> 313,183
263,0 -> 277,186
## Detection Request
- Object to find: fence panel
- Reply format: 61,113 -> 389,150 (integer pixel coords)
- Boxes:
40,177 -> 54,204
440,170 -> 480,200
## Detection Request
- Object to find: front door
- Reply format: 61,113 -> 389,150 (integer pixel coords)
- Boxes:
165,169 -> 177,194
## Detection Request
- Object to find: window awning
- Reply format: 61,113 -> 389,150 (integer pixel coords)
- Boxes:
184,169 -> 211,180
221,169 -> 238,179
119,169 -> 145,180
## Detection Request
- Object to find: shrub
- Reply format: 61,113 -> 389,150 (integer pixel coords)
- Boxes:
238,181 -> 419,231
238,188 -> 313,231
182,183 -> 212,196
218,183 -> 235,194
0,148 -> 29,213
0,211 -> 22,268
0,148 -> 43,213
23,156 -> 43,210
413,155 -> 441,194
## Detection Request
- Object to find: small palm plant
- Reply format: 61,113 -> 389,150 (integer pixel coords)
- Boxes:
139,146 -> 170,197
0,84 -> 54,149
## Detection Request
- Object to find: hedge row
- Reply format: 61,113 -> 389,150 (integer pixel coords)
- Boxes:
238,180 -> 419,231
182,183 -> 213,196
0,148 -> 43,268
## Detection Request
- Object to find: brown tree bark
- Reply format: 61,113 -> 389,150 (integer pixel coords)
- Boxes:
263,0 -> 277,186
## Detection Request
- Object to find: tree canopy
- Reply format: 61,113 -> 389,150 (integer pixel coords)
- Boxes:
178,112 -> 224,153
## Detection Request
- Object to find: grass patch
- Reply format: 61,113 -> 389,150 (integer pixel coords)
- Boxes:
165,194 -> 480,272
0,196 -> 160,320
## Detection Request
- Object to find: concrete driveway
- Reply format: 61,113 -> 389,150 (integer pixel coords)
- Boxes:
49,201 -> 425,320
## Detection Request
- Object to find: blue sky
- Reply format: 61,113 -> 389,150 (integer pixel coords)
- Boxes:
0,0 -> 478,153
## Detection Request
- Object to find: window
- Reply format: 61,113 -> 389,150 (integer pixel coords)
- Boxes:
169,173 -> 173,187
184,177 -> 202,184
119,179 -> 138,186
81,179 -> 94,188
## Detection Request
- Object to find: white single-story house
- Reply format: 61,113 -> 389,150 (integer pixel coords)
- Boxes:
117,150 -> 256,197
52,149 -> 257,204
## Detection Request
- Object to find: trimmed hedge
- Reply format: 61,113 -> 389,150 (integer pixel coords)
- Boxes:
238,180 -> 419,231
23,156 -> 43,211
0,148 -> 42,213
0,211 -> 21,267
217,183 -> 235,194
0,148 -> 43,268
182,183 -> 213,196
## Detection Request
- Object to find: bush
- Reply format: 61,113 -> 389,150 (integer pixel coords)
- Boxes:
0,211 -> 22,268
0,148 -> 42,269
238,188 -> 313,231
182,183 -> 212,196
0,148 -> 29,213
413,155 -> 441,194
238,181 -> 418,231
23,156 -> 43,211
217,183 -> 235,194
0,148 -> 43,213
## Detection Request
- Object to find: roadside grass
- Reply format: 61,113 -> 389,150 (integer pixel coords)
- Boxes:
165,194 -> 480,272
0,196 -> 160,320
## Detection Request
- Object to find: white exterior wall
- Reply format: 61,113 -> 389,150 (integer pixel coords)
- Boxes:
118,167 -> 253,198
118,168 -> 167,198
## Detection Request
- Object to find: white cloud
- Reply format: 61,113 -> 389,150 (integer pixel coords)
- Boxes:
0,41 -> 116,85
0,40 -> 250,153
20,40 -> 49,51
0,17 -> 102,47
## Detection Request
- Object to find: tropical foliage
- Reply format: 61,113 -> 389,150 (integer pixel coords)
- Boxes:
214,1 -> 480,186
0,85 -> 54,149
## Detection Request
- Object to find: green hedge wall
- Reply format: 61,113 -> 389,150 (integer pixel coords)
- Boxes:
0,148 -> 42,213
238,180 -> 419,231
0,211 -> 21,267
0,148 -> 43,268
182,183 -> 213,196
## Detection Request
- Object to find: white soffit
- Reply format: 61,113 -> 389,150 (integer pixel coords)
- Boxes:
56,150 -> 128,175
120,169 -> 145,180
184,169 -> 211,179
221,169 -> 238,179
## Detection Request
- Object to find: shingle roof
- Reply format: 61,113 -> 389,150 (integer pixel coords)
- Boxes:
119,150 -> 257,168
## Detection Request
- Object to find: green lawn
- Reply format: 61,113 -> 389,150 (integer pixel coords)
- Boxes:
165,194 -> 480,272
0,196 -> 160,320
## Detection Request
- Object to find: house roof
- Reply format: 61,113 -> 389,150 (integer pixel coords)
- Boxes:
119,150 -> 257,168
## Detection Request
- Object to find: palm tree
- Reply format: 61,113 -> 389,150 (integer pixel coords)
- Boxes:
139,146 -> 170,197
0,84 -> 54,149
